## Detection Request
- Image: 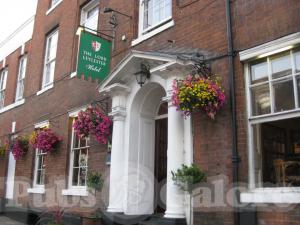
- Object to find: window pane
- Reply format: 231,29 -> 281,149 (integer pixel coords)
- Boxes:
79,149 -> 88,167
0,91 -> 5,108
271,52 -> 292,79
73,149 -> 80,167
251,84 -> 271,116
72,168 -> 79,186
295,50 -> 300,73
79,167 -> 87,186
273,79 -> 295,112
297,77 -> 300,106
250,60 -> 268,84
143,0 -> 171,30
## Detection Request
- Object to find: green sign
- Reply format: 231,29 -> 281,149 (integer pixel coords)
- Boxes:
77,31 -> 111,81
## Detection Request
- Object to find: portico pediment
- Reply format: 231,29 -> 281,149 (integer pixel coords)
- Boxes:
98,50 -> 196,92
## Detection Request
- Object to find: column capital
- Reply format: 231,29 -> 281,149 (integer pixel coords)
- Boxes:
99,83 -> 131,97
109,106 -> 126,121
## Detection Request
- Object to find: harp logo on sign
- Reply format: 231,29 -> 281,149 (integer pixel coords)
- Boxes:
92,41 -> 101,52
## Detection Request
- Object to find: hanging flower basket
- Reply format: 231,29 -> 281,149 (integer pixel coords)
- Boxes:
30,129 -> 62,153
73,107 -> 112,144
0,140 -> 8,157
12,136 -> 29,160
172,74 -> 225,119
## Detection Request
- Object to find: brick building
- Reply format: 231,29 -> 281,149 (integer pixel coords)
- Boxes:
0,0 -> 300,225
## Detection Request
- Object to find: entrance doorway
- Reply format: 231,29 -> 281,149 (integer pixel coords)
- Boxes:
154,102 -> 168,214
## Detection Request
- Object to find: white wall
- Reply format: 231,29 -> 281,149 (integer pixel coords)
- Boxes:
0,16 -> 35,62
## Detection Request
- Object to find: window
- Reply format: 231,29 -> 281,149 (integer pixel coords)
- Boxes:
15,55 -> 27,102
139,0 -> 172,35
42,29 -> 59,89
69,118 -> 89,188
30,122 -> 49,193
246,48 -> 300,189
80,0 -> 99,31
0,69 -> 7,109
51,0 -> 60,7
33,149 -> 47,187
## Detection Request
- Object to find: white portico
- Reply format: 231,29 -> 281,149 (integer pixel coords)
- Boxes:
99,51 -> 194,221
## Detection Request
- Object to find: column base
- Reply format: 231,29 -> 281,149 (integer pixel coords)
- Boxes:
164,210 -> 185,219
107,207 -> 124,213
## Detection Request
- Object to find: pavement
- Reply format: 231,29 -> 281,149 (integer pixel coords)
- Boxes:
0,216 -> 25,225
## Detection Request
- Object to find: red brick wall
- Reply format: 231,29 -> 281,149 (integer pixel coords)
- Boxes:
1,0 -> 300,224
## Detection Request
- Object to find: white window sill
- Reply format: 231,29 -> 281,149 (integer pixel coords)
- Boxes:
70,72 -> 76,78
27,187 -> 45,194
36,83 -> 54,96
46,0 -> 63,15
62,188 -> 88,196
240,188 -> 300,203
0,99 -> 25,114
132,20 -> 174,46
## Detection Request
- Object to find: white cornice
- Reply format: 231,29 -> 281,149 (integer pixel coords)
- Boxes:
239,32 -> 300,61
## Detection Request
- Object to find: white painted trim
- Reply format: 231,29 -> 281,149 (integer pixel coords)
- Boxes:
27,187 -> 45,194
68,105 -> 88,117
34,120 -> 49,129
36,83 -> 54,96
46,0 -> 63,15
240,188 -> 300,203
70,71 -> 76,78
132,20 -> 175,46
239,32 -> 300,61
62,188 -> 88,196
0,99 -> 25,114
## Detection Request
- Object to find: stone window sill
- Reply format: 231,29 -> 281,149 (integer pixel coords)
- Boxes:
62,188 -> 88,196
27,187 -> 45,194
0,99 -> 25,115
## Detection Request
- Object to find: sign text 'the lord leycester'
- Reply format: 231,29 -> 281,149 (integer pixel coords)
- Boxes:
77,31 -> 111,81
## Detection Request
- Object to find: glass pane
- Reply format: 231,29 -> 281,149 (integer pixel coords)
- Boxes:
297,77 -> 300,106
79,167 -> 87,186
251,84 -> 271,116
79,149 -> 88,167
271,52 -> 292,79
273,79 -> 294,112
72,168 -> 79,186
295,50 -> 300,73
250,60 -> 268,84
73,133 -> 79,148
80,137 -> 87,148
73,149 -> 80,167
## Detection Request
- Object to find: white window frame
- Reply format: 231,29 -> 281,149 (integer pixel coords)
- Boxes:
46,0 -> 63,15
80,0 -> 99,32
63,109 -> 89,196
28,121 -> 50,194
0,69 -> 8,109
15,55 -> 27,102
133,0 -> 174,46
42,29 -> 59,90
240,32 -> 300,203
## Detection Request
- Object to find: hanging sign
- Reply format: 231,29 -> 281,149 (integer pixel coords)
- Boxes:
77,31 -> 111,81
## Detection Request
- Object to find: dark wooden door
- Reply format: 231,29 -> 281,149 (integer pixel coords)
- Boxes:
154,118 -> 168,213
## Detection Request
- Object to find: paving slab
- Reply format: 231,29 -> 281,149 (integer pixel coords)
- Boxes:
0,216 -> 25,225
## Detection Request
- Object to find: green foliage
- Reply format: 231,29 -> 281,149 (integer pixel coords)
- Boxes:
171,164 -> 206,193
0,143 -> 7,157
87,171 -> 104,192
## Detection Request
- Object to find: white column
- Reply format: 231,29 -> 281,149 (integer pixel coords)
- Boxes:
164,77 -> 186,218
103,84 -> 130,213
107,108 -> 126,212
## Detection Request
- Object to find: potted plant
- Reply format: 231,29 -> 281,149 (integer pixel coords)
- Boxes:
172,74 -> 225,119
172,164 -> 206,225
73,106 -> 112,144
0,140 -> 8,157
30,129 -> 61,153
11,136 -> 29,160
87,171 -> 104,195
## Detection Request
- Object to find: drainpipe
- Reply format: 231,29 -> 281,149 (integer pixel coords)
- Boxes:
225,1 -> 240,225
